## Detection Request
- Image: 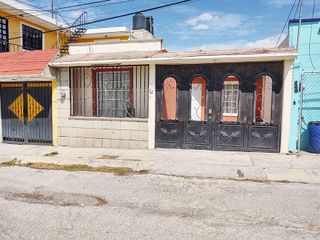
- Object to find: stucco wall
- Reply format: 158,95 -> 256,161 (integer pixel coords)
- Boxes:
68,39 -> 162,55
57,68 -> 148,149
288,20 -> 320,152
0,10 -> 58,50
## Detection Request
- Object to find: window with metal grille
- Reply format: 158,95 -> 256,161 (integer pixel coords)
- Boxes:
22,24 -> 43,50
0,17 -> 9,52
70,66 -> 149,119
221,76 -> 239,122
96,69 -> 133,118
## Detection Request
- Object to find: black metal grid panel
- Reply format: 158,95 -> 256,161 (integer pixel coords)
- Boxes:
22,24 -> 43,50
0,82 -> 52,144
0,17 -> 9,52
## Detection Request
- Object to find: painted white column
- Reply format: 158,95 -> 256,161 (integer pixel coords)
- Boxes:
280,60 -> 294,153
148,64 -> 156,149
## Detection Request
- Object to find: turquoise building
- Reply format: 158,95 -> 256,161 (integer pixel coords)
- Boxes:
288,18 -> 320,152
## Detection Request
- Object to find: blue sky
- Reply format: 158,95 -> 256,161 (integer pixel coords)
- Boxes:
29,0 -> 319,50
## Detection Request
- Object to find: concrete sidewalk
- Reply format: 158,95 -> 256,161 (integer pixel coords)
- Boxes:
0,143 -> 320,184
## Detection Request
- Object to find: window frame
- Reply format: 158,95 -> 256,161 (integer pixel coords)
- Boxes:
91,67 -> 134,118
190,76 -> 207,122
21,22 -> 44,50
254,74 -> 273,124
221,77 -> 240,122
0,16 -> 9,52
162,76 -> 178,121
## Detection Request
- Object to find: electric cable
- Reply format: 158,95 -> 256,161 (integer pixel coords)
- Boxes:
308,0 -> 316,69
276,0 -> 298,47
8,0 -> 193,40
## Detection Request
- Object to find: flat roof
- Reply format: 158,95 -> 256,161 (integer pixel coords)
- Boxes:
85,27 -> 130,35
289,18 -> 320,24
51,47 -> 297,67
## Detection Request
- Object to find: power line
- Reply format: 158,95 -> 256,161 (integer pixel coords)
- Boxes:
2,0 -> 131,19
294,0 -> 301,18
58,0 -> 135,13
308,0 -> 316,69
276,0 -> 298,46
14,0 -> 50,12
57,0 -> 112,10
9,0 -> 193,40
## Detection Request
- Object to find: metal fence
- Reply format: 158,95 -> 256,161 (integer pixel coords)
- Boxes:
298,71 -> 320,152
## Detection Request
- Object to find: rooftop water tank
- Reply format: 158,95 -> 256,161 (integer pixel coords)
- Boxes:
133,12 -> 146,31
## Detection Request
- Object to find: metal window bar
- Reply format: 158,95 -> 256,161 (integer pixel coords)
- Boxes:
298,70 -> 320,152
70,65 -> 149,119
22,24 -> 43,50
0,17 -> 9,52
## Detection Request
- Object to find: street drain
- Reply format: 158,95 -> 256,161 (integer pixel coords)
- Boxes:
3,191 -> 107,207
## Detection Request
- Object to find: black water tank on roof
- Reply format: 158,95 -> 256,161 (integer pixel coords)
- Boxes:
133,12 -> 146,30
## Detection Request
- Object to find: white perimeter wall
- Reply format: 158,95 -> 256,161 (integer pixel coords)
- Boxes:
69,39 -> 162,55
280,60 -> 294,153
57,67 -> 149,149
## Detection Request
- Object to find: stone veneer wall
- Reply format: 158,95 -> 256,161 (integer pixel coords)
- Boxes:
57,68 -> 148,149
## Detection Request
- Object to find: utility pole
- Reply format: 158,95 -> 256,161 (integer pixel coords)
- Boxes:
51,0 -> 55,19
297,0 -> 303,51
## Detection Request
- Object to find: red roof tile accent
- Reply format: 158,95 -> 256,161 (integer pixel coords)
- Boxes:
0,50 -> 58,76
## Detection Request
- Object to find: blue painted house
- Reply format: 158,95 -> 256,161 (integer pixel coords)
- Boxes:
288,18 -> 320,152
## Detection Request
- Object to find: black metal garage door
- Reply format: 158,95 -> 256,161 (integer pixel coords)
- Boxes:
155,63 -> 283,153
0,82 -> 52,144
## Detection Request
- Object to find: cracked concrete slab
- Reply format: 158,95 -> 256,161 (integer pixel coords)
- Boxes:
0,143 -> 319,184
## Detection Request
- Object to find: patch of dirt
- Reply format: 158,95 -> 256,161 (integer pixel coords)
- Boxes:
98,155 -> 119,160
0,159 -> 21,167
98,157 -> 142,162
3,191 -> 107,207
117,159 -> 142,162
0,160 -> 149,176
44,151 -> 59,157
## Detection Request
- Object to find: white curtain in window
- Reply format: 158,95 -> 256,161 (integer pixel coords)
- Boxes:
191,83 -> 203,121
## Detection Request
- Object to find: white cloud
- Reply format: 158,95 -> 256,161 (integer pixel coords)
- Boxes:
184,12 -> 246,32
181,34 -> 287,51
193,24 -> 210,30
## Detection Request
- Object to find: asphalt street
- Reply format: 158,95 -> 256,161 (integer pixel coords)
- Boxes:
0,166 -> 319,240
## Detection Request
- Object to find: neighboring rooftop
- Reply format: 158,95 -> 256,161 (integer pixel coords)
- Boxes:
52,47 -> 297,67
85,27 -> 130,35
289,18 -> 320,24
151,47 -> 296,59
0,50 -> 58,76
0,0 -> 65,29
82,27 -> 155,41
